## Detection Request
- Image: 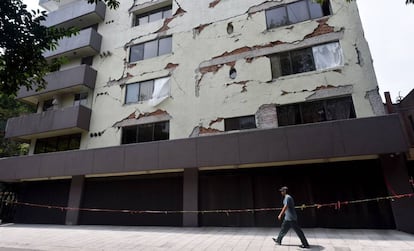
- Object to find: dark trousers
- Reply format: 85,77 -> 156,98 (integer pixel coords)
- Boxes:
276,220 -> 309,246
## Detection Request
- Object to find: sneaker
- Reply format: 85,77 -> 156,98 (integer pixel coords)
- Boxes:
272,237 -> 281,245
299,244 -> 310,249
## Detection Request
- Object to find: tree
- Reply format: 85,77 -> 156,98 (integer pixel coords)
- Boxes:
0,0 -> 121,97
0,0 -> 77,96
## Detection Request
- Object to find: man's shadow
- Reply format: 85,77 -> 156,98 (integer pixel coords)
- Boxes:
279,244 -> 325,250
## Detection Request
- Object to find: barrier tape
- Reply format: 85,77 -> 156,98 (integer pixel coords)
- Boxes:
1,193 -> 413,215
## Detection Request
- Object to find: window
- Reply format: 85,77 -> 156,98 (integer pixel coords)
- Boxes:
34,134 -> 81,154
270,41 -> 343,78
121,121 -> 169,144
266,0 -> 330,29
277,96 -> 356,127
225,115 -> 257,131
81,56 -> 93,66
125,77 -> 170,104
43,99 -> 54,111
409,115 -> 414,132
134,6 -> 172,26
129,37 -> 172,62
126,80 -> 154,103
74,93 -> 88,106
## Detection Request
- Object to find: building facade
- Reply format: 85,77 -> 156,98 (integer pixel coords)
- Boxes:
1,0 -> 413,232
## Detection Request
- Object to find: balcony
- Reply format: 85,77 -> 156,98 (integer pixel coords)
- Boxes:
17,65 -> 97,105
5,105 -> 91,140
0,115 -> 408,181
41,1 -> 106,29
43,28 -> 102,60
40,0 -> 79,11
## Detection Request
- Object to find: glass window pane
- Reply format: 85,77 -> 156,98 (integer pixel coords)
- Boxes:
270,55 -> 282,78
163,9 -> 172,19
154,121 -> 169,141
312,42 -> 343,70
137,16 -> 149,26
138,81 -> 154,101
122,126 -> 138,144
277,104 -> 301,126
325,97 -> 355,120
158,37 -> 172,56
126,83 -> 139,103
68,134 -> 81,150
57,136 -> 70,151
225,118 -> 240,131
308,0 -> 324,19
301,101 -> 326,123
137,124 -> 154,142
291,48 -> 315,74
287,0 -> 310,24
34,140 -> 46,154
239,116 -> 256,129
129,44 -> 144,62
279,52 -> 293,76
149,11 -> 163,22
45,137 -> 58,153
266,7 -> 288,29
143,40 -> 158,59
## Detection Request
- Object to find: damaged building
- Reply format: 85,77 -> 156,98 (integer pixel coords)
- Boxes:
1,0 -> 413,233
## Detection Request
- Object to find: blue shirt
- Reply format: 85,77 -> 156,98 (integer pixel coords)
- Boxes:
283,194 -> 297,221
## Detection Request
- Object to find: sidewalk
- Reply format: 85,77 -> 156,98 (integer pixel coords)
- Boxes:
0,224 -> 413,251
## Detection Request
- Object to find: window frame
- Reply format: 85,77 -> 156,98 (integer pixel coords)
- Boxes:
121,121 -> 170,144
125,80 -> 155,104
129,36 -> 172,62
270,41 -> 342,78
34,134 -> 81,154
276,96 -> 356,127
134,5 -> 173,27
224,115 -> 257,131
266,0 -> 331,30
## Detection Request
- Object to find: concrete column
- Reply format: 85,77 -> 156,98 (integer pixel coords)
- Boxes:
65,175 -> 85,225
380,154 -> 414,234
183,168 -> 198,227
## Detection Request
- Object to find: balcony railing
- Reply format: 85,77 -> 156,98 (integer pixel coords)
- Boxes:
43,28 -> 102,60
42,1 -> 106,29
5,105 -> 91,140
17,65 -> 97,104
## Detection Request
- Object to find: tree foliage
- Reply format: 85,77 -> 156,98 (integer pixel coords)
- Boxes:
0,0 -> 77,96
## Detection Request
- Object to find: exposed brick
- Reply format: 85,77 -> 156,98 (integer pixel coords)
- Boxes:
304,18 -> 334,39
165,63 -> 179,70
209,0 -> 221,8
199,127 -> 222,134
209,118 -> 224,127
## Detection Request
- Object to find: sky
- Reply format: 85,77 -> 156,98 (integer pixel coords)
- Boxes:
22,0 -> 414,102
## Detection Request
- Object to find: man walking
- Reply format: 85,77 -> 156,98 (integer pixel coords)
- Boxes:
273,186 -> 310,249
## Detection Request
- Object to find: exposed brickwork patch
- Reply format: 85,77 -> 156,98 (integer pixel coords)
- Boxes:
304,18 -> 335,39
199,127 -> 222,134
209,0 -> 221,8
209,118 -> 224,127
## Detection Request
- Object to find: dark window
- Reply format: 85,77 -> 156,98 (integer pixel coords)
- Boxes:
134,6 -> 173,27
74,93 -> 88,106
225,115 -> 257,131
121,121 -> 169,144
129,36 -> 172,62
409,115 -> 414,132
81,56 -> 94,66
266,0 -> 331,29
277,96 -> 356,127
125,80 -> 154,103
43,99 -> 54,111
34,134 -> 81,154
270,41 -> 342,78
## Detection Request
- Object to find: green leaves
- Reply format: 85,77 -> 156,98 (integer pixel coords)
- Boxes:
87,0 -> 120,9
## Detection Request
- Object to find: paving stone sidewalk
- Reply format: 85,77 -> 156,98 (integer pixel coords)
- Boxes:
0,224 -> 413,251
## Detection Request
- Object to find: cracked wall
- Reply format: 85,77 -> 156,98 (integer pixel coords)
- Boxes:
76,0 -> 382,149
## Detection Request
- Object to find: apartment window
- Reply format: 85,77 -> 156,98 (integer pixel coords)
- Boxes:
225,115 -> 257,131
81,56 -> 94,66
409,115 -> 414,132
277,96 -> 356,127
74,93 -> 88,106
43,99 -> 54,111
34,134 -> 81,154
134,6 -> 172,26
122,121 -> 169,144
266,0 -> 330,29
125,77 -> 170,104
270,41 -> 343,78
129,37 -> 172,62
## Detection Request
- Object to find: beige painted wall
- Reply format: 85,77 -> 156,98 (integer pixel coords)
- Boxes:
53,0 -> 382,149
